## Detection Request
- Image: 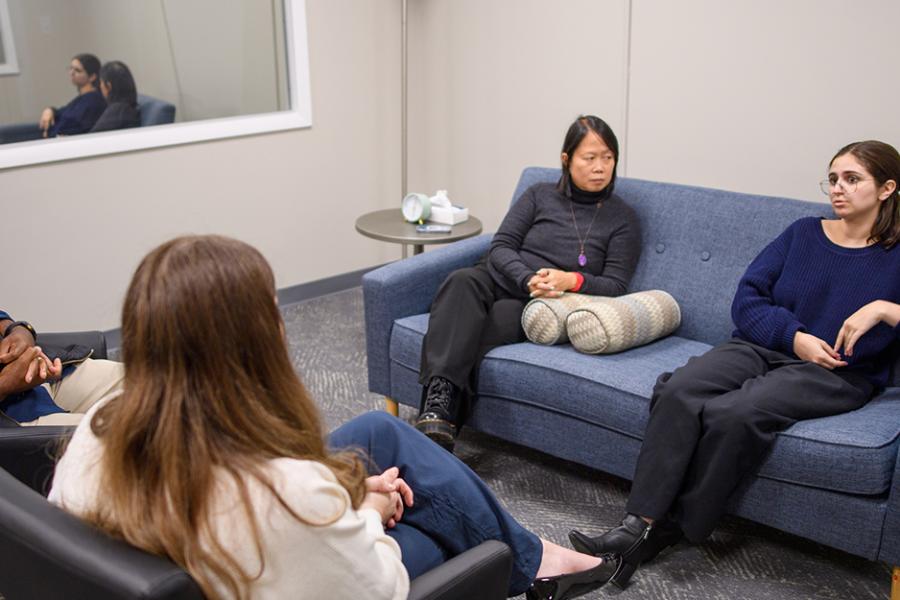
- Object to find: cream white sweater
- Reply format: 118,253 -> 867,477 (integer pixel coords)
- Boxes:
49,402 -> 410,600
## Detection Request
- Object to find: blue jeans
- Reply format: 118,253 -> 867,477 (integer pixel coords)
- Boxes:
329,411 -> 542,595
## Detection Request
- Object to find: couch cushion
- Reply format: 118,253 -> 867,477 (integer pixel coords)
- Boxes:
757,392 -> 900,495
391,314 -> 900,496
392,314 -> 707,440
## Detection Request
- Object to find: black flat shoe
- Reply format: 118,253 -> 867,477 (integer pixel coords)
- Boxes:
569,516 -> 682,589
525,553 -> 621,600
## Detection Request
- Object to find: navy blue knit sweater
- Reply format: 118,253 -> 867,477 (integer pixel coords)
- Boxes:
732,216 -> 900,388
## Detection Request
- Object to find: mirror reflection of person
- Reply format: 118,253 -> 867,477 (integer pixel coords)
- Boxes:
38,54 -> 107,138
90,61 -> 141,133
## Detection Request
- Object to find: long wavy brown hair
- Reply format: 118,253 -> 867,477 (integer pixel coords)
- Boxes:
85,235 -> 368,599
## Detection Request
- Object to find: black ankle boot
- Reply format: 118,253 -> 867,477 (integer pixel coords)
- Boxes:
415,377 -> 459,451
525,553 -> 621,600
568,515 -> 682,589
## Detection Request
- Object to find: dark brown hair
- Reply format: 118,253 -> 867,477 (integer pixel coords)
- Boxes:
831,140 -> 900,249
86,235 -> 367,599
100,60 -> 137,106
558,115 -> 620,198
73,53 -> 101,85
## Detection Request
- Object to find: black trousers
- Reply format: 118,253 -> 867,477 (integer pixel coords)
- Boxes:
419,263 -> 527,424
625,339 -> 874,542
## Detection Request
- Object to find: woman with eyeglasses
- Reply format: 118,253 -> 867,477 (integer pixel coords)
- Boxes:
38,53 -> 106,138
49,235 -> 622,600
568,140 -> 900,588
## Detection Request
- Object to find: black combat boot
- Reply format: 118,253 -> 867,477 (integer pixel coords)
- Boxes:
414,376 -> 459,451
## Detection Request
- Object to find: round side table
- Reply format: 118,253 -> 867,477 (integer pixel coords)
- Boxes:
355,209 -> 483,258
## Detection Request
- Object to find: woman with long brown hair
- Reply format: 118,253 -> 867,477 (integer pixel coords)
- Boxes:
49,235 -> 619,600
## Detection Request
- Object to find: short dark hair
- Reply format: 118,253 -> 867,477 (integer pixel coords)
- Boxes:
558,115 -> 620,198
100,61 -> 138,106
831,140 -> 900,249
73,53 -> 101,84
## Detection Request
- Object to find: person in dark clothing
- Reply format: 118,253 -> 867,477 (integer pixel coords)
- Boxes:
415,115 -> 642,451
39,53 -> 106,137
91,61 -> 141,133
568,140 -> 900,589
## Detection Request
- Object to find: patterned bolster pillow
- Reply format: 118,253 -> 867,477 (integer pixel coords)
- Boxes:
566,290 -> 681,354
521,293 -> 598,345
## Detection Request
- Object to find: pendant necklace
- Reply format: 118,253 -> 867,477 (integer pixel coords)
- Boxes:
570,200 -> 602,267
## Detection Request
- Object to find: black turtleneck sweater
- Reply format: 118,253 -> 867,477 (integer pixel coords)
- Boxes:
487,181 -> 642,299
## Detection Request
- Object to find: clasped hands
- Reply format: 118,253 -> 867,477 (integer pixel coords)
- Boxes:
793,300 -> 895,370
360,466 -> 414,529
0,328 -> 62,398
528,268 -> 578,299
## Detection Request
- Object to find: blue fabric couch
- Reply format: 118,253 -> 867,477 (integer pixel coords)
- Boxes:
362,167 -> 900,572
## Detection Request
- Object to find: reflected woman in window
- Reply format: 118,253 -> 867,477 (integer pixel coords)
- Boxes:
91,61 -> 141,133
49,235 -> 622,600
39,53 -> 106,138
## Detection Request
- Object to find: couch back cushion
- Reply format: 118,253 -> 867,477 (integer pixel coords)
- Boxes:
513,168 -> 832,345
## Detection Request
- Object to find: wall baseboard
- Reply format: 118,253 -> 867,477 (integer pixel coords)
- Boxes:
103,263 -> 386,350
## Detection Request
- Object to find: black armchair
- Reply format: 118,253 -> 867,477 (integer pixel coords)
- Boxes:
0,330 -> 107,492
0,459 -> 513,600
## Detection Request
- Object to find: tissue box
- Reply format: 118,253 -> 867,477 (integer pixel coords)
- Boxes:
428,205 -> 469,225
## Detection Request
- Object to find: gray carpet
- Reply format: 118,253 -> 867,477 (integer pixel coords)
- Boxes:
282,287 -> 892,600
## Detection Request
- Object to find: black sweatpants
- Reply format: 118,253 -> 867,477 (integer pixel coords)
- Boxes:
625,338 -> 874,542
419,263 -> 527,424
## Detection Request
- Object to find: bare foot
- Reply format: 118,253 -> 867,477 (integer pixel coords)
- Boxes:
535,538 -> 603,578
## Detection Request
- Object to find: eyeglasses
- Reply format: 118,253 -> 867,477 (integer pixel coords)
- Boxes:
819,175 -> 869,196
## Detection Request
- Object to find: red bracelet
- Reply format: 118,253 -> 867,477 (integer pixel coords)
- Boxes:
570,272 -> 585,292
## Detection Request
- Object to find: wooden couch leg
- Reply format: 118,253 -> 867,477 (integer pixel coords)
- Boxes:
893,566 -> 900,600
385,398 -> 399,417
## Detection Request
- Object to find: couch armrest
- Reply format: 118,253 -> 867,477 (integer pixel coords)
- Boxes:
408,540 -> 513,600
0,426 -> 73,495
40,330 -> 108,360
363,234 -> 492,396
0,122 -> 43,144
0,468 -> 203,600
878,393 -> 900,564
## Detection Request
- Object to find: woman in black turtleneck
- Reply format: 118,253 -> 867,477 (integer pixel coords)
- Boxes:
415,115 -> 642,451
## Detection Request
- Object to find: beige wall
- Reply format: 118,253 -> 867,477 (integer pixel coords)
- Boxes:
626,0 -> 900,202
0,0 -> 400,331
407,0 -> 630,230
410,0 -> 900,221
4,0 -> 900,332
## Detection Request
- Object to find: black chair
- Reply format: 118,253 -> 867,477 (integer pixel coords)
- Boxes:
0,463 -> 513,600
0,330 -> 107,491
